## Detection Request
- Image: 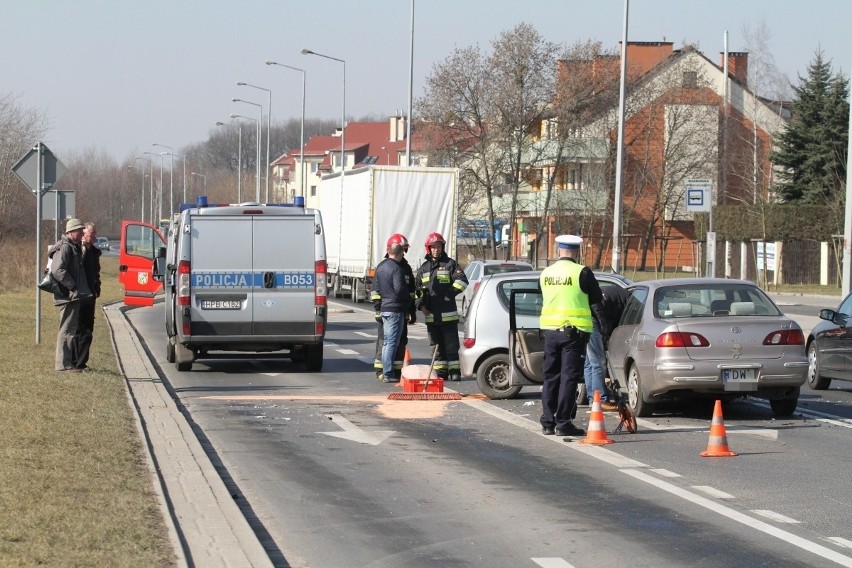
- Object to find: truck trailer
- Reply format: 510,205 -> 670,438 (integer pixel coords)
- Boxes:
318,165 -> 458,302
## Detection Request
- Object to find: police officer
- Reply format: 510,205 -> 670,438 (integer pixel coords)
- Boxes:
371,234 -> 417,380
539,235 -> 605,437
415,232 -> 468,381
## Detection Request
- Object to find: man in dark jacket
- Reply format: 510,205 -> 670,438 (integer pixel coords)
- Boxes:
414,232 -> 468,381
371,234 -> 416,380
48,218 -> 92,372
75,222 -> 102,370
373,242 -> 410,383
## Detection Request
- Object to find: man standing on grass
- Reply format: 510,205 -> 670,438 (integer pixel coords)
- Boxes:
49,219 -> 92,372
75,222 -> 102,371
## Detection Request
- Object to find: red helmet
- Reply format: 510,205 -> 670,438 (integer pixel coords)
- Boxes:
424,232 -> 446,253
386,233 -> 409,253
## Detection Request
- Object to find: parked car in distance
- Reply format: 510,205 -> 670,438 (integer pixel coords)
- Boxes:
509,277 -> 807,417
806,292 -> 852,390
460,270 -> 631,399
95,236 -> 111,251
459,259 -> 534,317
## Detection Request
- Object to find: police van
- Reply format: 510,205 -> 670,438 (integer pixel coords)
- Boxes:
152,197 -> 327,372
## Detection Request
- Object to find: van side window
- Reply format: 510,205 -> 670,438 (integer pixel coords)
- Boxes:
125,224 -> 160,260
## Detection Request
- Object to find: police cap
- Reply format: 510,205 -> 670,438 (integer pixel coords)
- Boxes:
555,234 -> 583,250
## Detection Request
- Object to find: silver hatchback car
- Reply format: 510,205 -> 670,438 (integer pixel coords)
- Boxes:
460,270 -> 630,399
508,277 -> 808,416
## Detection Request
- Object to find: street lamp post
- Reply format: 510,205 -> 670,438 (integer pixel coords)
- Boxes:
301,48 -> 346,186
152,143 -> 174,214
237,82 -> 272,202
230,114 -> 259,202
265,60 -> 306,200
232,99 -> 263,202
143,151 -> 164,221
191,172 -> 207,193
216,121 -> 243,202
134,156 -> 151,222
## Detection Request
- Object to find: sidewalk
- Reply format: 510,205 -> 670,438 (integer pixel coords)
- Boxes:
104,303 -> 273,568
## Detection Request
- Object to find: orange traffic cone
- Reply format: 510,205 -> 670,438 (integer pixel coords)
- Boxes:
402,348 -> 412,367
579,390 -> 614,445
700,400 -> 737,457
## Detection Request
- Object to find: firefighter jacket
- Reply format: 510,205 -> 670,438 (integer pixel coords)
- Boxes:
414,251 -> 468,325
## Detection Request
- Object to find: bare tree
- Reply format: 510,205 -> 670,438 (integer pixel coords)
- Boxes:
0,93 -> 48,243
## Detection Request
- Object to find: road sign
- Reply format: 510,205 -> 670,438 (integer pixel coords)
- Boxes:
685,178 -> 712,213
12,142 -> 68,196
41,190 -> 76,220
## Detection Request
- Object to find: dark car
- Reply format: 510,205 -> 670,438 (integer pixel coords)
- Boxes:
807,293 -> 852,390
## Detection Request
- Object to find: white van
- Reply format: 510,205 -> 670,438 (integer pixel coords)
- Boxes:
152,199 -> 327,372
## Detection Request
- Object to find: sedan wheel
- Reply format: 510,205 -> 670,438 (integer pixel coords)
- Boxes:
807,341 -> 831,390
475,353 -> 522,400
770,389 -> 799,416
627,364 -> 655,417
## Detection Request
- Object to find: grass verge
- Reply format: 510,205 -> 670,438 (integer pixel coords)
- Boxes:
0,256 -> 175,567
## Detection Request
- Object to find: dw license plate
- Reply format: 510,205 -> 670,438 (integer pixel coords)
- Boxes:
723,368 -> 758,391
200,300 -> 241,310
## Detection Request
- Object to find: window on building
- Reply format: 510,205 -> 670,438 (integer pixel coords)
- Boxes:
683,71 -> 698,88
310,162 -> 319,174
310,185 -> 317,197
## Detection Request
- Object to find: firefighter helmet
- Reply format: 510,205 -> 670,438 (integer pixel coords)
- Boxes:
386,233 -> 409,253
424,232 -> 446,253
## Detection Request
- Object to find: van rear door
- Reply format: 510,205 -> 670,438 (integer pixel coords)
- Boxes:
119,220 -> 165,306
252,215 -> 317,336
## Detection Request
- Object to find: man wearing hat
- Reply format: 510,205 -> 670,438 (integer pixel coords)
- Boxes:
48,219 -> 92,372
538,234 -> 605,437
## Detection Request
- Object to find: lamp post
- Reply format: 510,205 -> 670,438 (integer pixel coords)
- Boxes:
163,152 -> 186,205
266,60 -> 306,200
143,150 -> 164,221
232,98 -> 263,202
152,143 -> 174,214
134,156 -> 151,222
301,48 -> 346,184
237,82 -> 272,202
230,114 -> 260,202
216,121 -> 242,202
191,172 -> 207,193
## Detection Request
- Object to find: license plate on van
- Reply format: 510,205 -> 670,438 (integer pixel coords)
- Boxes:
201,300 -> 241,310
723,368 -> 757,391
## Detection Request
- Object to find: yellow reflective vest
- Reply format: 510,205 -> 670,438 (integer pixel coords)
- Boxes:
539,260 -> 593,332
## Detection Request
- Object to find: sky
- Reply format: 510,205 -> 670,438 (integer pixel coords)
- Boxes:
4,0 -> 851,163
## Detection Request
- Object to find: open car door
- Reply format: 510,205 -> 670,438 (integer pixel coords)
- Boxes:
508,286 -> 545,387
118,220 -> 165,306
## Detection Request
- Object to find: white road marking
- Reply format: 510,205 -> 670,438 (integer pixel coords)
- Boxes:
691,485 -> 735,499
829,538 -> 852,550
751,509 -> 801,523
747,399 -> 852,428
621,470 -> 852,566
319,415 -> 394,446
354,331 -> 375,338
336,348 -> 360,355
649,468 -> 681,478
636,419 -> 778,439
531,559 -> 576,568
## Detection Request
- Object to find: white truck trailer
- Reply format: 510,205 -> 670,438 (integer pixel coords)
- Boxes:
318,165 -> 458,302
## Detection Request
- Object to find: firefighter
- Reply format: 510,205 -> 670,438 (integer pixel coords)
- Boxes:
371,234 -> 417,380
414,232 -> 468,381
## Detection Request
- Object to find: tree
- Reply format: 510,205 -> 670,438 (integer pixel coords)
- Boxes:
771,50 -> 849,205
0,93 -> 48,243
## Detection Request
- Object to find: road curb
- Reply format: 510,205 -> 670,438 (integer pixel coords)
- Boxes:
104,303 -> 273,568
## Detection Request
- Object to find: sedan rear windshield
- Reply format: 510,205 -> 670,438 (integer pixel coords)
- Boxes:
654,284 -> 780,318
484,264 -> 533,276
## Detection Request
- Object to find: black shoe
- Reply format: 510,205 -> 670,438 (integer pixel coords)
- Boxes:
542,426 -> 556,435
556,424 -> 585,437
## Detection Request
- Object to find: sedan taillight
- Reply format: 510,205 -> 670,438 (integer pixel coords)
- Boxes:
763,329 -> 805,345
463,338 -> 476,349
656,332 -> 710,348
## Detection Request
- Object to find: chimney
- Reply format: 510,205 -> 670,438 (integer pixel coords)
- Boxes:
720,52 -> 748,87
389,114 -> 406,142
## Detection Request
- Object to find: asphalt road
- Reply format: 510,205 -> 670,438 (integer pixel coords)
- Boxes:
121,297 -> 852,568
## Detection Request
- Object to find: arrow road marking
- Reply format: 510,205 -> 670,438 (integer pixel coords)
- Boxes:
319,414 -> 395,446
